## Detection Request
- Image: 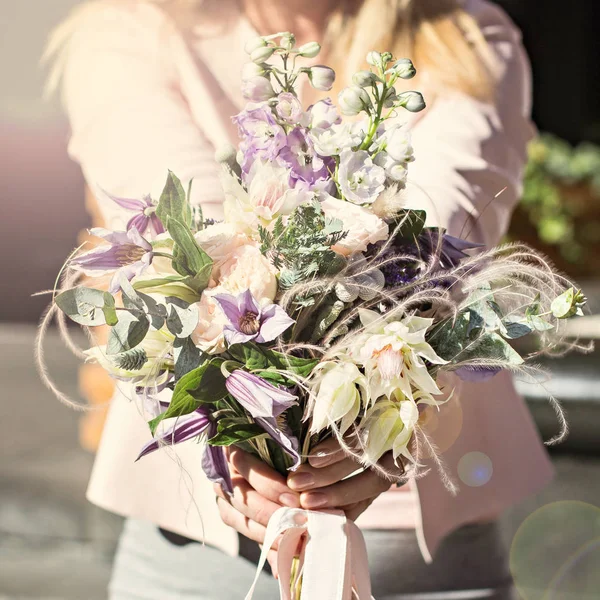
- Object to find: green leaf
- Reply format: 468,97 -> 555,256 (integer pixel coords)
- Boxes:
459,331 -> 524,366
166,217 -> 213,292
165,297 -> 199,338
55,287 -> 110,326
208,420 -> 264,446
156,171 -> 191,229
392,210 -> 426,241
102,292 -> 118,326
228,343 -> 318,378
136,292 -> 167,330
174,337 -> 204,380
502,320 -> 533,340
149,360 -> 226,435
106,312 -> 150,355
228,344 -> 269,371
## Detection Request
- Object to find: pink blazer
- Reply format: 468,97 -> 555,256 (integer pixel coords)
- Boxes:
58,0 -> 553,561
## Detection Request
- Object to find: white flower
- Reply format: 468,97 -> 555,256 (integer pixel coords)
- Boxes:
241,76 -> 275,102
352,70 -> 377,88
308,99 -> 340,130
309,359 -> 369,435
338,149 -> 386,204
378,125 -> 414,163
358,397 -> 419,464
391,58 -> 416,80
241,62 -> 267,81
397,91 -> 426,113
349,309 -> 447,402
309,122 -> 363,157
373,152 -> 409,184
308,66 -> 336,91
338,86 -> 371,116
321,195 -> 389,256
298,41 -> 321,58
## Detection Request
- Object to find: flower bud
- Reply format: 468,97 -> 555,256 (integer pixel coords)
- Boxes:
352,70 -> 376,88
241,61 -> 267,81
392,58 -> 416,79
397,91 -> 426,112
382,87 -> 397,108
250,45 -> 275,63
280,32 -> 296,51
298,41 -> 321,58
214,143 -> 238,166
241,76 -> 276,102
366,51 -> 381,67
244,37 -> 267,55
380,52 -> 393,65
308,65 -> 336,91
338,85 -> 371,116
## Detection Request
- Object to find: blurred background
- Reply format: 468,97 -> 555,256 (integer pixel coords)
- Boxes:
1,0 -> 599,598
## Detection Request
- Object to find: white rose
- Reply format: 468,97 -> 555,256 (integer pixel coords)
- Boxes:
321,196 -> 389,256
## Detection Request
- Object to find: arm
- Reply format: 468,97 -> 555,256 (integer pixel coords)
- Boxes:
59,2 -> 224,227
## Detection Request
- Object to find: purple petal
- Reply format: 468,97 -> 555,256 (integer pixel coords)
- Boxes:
71,246 -> 124,270
127,227 -> 152,251
223,326 -> 258,346
89,227 -> 131,245
214,293 -> 243,326
127,214 -> 150,235
150,213 -> 165,235
238,289 -> 261,316
455,366 -> 502,382
136,408 -> 211,461
255,416 -> 300,470
202,427 -> 233,494
256,304 -> 295,343
108,262 -> 148,293
225,371 -> 297,419
101,188 -> 146,211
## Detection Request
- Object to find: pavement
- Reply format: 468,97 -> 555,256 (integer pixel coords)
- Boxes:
1,324 -> 600,599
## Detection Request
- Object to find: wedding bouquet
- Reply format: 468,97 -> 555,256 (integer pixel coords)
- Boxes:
41,32 -> 588,598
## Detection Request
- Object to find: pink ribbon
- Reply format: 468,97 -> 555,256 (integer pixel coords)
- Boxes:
245,507 -> 375,600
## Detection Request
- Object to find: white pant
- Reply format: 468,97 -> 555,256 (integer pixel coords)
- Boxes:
109,519 -> 515,599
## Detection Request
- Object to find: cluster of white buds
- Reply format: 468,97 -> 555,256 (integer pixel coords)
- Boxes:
241,32 -> 336,102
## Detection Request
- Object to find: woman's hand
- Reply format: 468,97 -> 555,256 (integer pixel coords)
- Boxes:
288,438 -> 403,521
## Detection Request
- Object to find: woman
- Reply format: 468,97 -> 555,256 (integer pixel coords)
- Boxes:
48,0 -> 550,597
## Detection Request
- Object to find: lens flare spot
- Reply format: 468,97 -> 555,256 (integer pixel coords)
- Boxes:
510,501 -> 600,600
457,451 -> 493,487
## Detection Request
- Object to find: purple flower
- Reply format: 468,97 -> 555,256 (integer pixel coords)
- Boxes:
417,230 -> 483,270
136,407 -> 212,461
275,92 -> 304,124
233,105 -> 286,174
225,370 -> 300,469
279,128 -> 333,186
214,290 -> 294,346
202,423 -> 233,494
104,190 -> 165,237
70,227 -> 153,293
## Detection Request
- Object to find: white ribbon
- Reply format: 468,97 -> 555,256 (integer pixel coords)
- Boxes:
245,507 -> 375,600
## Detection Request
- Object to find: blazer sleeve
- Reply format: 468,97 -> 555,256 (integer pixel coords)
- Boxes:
59,1 -> 225,229
405,1 -> 535,248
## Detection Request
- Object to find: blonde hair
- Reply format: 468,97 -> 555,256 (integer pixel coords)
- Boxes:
45,0 -> 495,101
165,0 -> 496,101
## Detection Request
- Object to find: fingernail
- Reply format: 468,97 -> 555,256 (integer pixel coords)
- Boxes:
288,472 -> 315,490
279,492 -> 301,508
302,492 -> 328,509
308,452 -> 335,468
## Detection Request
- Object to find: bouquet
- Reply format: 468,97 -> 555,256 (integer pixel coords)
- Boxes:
40,32 -> 589,598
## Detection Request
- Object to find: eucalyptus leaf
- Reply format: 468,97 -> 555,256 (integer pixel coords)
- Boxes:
106,311 -> 150,355
55,287 -> 108,326
137,292 -> 167,330
458,331 -> 524,366
502,320 -> 533,340
166,299 -> 199,338
102,292 -> 118,326
174,337 -> 204,380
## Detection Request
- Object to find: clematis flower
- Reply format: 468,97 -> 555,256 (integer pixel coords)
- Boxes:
349,309 -> 447,403
225,370 -> 300,468
104,190 -> 164,237
70,227 -> 153,293
136,407 -> 233,493
214,289 -> 294,346
338,150 -> 386,205
309,359 -> 369,435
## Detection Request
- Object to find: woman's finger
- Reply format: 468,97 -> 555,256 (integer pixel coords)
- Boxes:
216,496 -> 268,545
229,449 -> 300,508
307,437 -> 346,468
287,457 -> 361,491
215,476 -> 281,528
